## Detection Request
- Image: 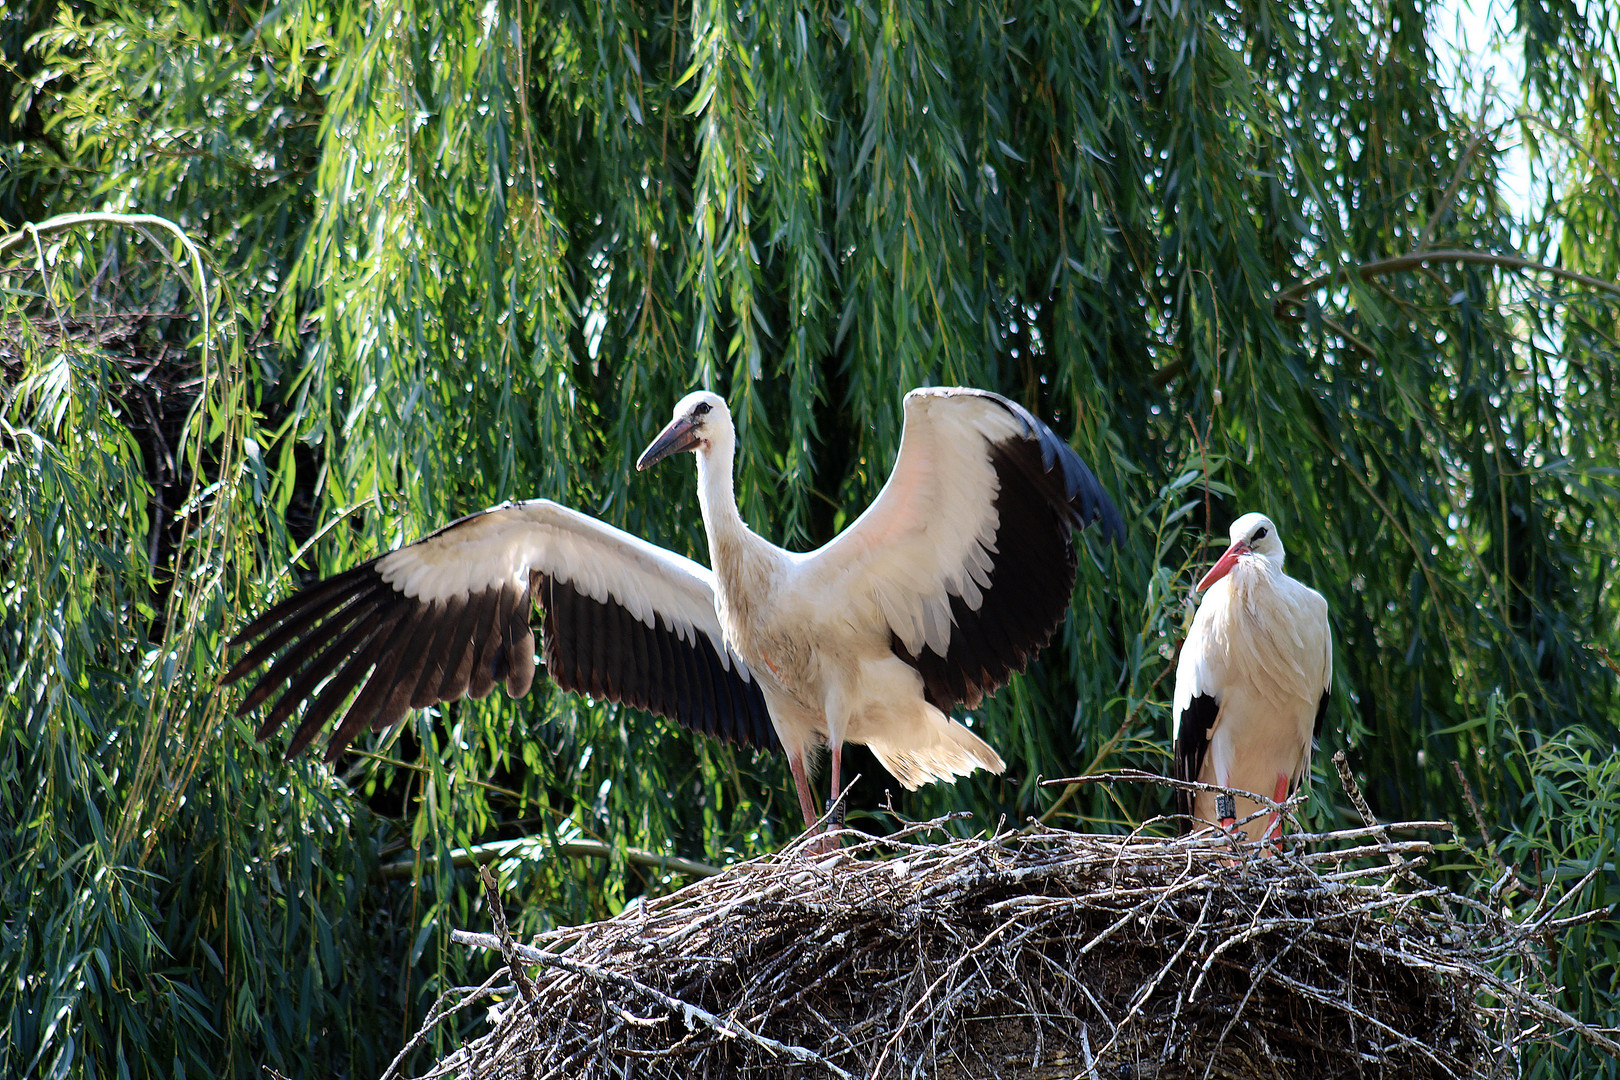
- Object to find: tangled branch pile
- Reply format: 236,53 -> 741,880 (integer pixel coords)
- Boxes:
392,819 -> 1613,1079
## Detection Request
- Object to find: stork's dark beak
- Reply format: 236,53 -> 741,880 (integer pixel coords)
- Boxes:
636,415 -> 702,471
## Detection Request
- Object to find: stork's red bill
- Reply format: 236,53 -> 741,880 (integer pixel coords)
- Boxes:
1172,512 -> 1332,841
224,387 -> 1125,845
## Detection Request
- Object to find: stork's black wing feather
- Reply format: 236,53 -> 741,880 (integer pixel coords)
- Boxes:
895,391 -> 1125,711
535,574 -> 776,751
1174,693 -> 1220,823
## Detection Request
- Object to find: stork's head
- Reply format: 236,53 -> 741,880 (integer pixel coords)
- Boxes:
1195,512 -> 1285,592
636,390 -> 731,471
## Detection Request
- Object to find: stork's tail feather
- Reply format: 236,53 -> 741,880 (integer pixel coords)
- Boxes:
863,709 -> 1006,791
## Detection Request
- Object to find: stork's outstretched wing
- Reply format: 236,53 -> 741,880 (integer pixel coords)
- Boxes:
224,500 -> 776,760
803,387 -> 1125,710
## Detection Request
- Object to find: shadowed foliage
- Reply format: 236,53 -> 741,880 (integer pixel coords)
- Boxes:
1,0 -> 1617,1076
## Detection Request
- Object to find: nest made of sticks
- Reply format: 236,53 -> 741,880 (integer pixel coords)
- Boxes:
387,804 -> 1614,1080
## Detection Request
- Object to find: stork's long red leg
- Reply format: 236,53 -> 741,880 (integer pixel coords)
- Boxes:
828,742 -> 845,830
1216,778 -> 1237,830
1266,773 -> 1289,840
788,749 -> 819,828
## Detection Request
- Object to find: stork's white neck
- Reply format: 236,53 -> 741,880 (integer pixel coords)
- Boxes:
1227,550 -> 1282,604
694,435 -> 762,580
696,436 -> 739,526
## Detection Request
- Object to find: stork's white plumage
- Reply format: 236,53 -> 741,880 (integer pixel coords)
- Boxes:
1172,513 -> 1332,841
225,387 -> 1124,839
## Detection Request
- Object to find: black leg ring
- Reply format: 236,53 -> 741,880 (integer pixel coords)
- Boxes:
1215,793 -> 1236,822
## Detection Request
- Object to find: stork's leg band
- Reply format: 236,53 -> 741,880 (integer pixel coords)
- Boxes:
1215,793 -> 1236,827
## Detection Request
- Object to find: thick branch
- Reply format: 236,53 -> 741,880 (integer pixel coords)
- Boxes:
1273,248 -> 1620,318
379,835 -> 723,881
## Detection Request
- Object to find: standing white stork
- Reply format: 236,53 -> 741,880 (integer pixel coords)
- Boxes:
1171,512 -> 1331,841
224,387 -> 1124,840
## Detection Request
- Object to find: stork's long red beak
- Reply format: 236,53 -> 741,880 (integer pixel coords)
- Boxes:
1196,541 -> 1249,592
636,416 -> 702,471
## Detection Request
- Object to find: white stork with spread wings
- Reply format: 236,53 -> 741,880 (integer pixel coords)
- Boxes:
225,387 -> 1125,838
1172,512 -> 1332,841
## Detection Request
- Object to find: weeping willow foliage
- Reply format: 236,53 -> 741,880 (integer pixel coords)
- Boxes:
2,0 -> 1618,1076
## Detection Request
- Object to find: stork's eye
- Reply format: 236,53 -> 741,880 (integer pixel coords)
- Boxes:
693,401 -> 713,417
1252,527 -> 1269,542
